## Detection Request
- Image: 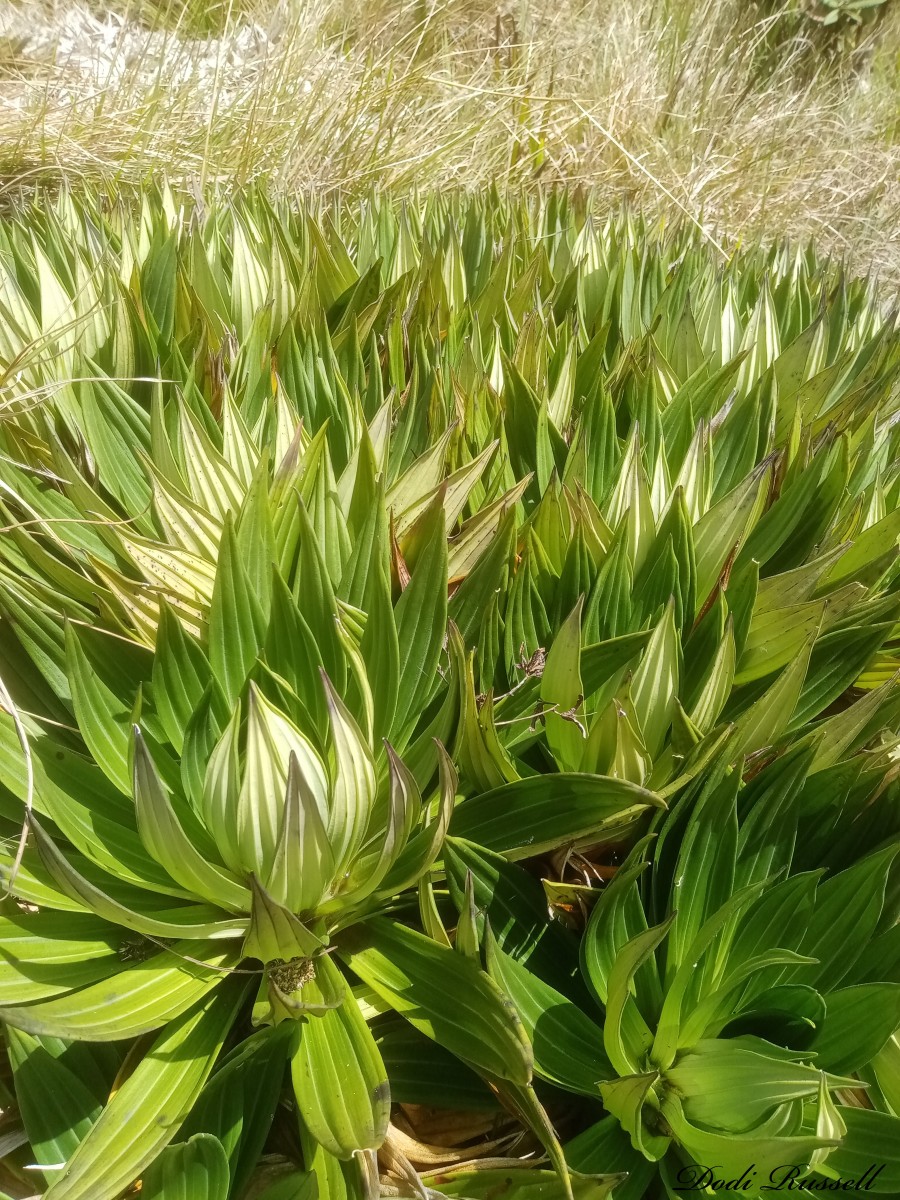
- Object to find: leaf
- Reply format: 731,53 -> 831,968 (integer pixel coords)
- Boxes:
580,632 -> 653,697
291,956 -> 390,1159
208,514 -> 265,707
820,506 -> 900,591
0,910 -> 122,1004
664,1037 -> 852,1133
443,837 -> 582,995
373,1016 -> 496,1111
688,618 -> 735,733
660,1093 -> 836,1181
580,840 -> 660,1018
252,1171 -> 318,1200
422,1168 -> 620,1200
816,1108 -> 900,1192
29,815 -> 244,942
787,844 -> 899,989
238,684 -> 329,879
692,463 -> 768,610
541,597 -> 586,771
393,497 -> 448,742
809,984 -> 900,1074
604,917 -> 674,1076
266,752 -> 336,914
293,498 -> 345,690
42,980 -> 248,1200
485,933 -> 611,1095
350,499 -> 399,742
139,1133 -> 230,1200
132,729 -> 249,912
630,600 -> 680,759
322,672 -> 376,876
65,623 -> 132,796
336,917 -> 533,1085
6,1027 -> 103,1184
650,881 -> 770,1069
565,1115 -> 658,1200
152,603 -> 213,754
667,767 -> 739,979
244,876 -> 325,965
0,940 -> 236,1040
729,634 -> 814,757
179,1024 -> 294,1198
449,774 -> 664,859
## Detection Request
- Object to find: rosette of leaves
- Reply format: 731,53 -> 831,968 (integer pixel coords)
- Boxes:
441,721 -> 900,1199
0,646 -> 459,1197
0,470 -> 553,1200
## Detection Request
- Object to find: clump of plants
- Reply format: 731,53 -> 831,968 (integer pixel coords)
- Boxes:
0,189 -> 898,1199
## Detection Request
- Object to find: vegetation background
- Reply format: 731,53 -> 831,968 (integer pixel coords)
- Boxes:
0,0 -> 898,282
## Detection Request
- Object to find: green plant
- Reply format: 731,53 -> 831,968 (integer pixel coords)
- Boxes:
1,190 -> 900,1197
442,732 -> 900,1196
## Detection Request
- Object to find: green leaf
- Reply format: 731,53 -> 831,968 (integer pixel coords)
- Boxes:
42,980 -> 248,1200
6,1026 -> 103,1183
820,506 -> 900,591
133,728 -> 249,912
208,514 -> 265,707
485,934 -> 611,1094
541,597 -> 586,771
152,604 -> 214,754
422,1168 -> 621,1200
293,498 -> 345,691
630,599 -> 680,759
139,1133 -> 230,1200
322,671 -> 376,876
660,1092 -> 836,1180
29,815 -> 245,942
238,684 -> 328,879
692,463 -> 768,610
565,1115 -> 658,1200
65,623 -> 132,797
336,916 -> 533,1085
291,956 -> 390,1159
788,845 -> 899,989
179,1024 -> 293,1199
817,1108 -> 900,1192
252,1171 -> 318,1200
664,1037 -> 852,1133
729,634 -> 814,757
667,768 -> 739,978
604,917 -> 674,1076
0,910 -> 122,1004
266,750 -> 336,914
449,774 -> 664,859
244,875 -> 325,965
393,496 -> 448,741
373,1016 -> 496,1111
353,500 -> 399,742
810,984 -> 900,1074
580,840 -> 660,1018
0,942 -> 236,1040
443,837 -> 582,995
597,1072 -> 669,1162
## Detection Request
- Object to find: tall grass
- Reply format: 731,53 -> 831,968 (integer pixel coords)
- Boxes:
0,0 -> 898,281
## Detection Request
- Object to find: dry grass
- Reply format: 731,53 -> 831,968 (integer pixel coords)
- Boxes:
0,0 -> 899,281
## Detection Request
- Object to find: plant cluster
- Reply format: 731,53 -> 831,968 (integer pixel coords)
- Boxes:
0,190 -> 898,1199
